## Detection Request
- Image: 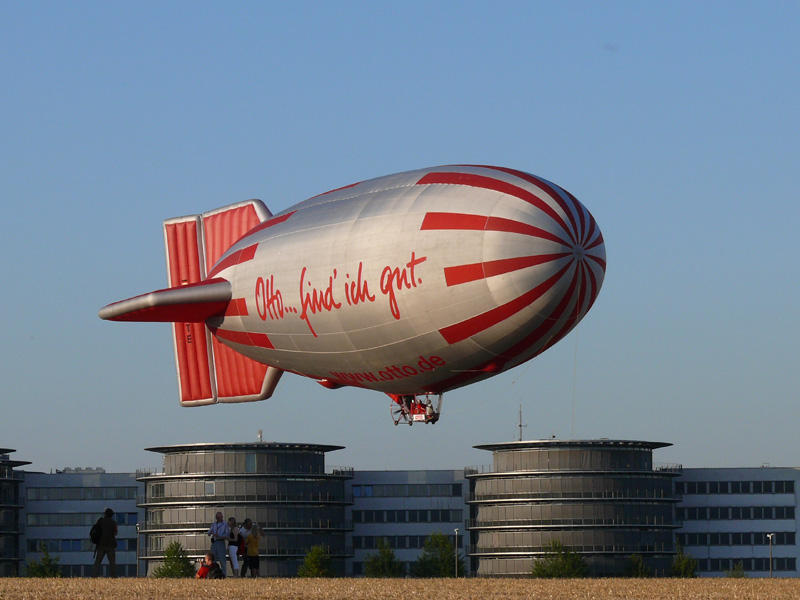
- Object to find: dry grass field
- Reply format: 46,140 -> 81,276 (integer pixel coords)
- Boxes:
1,578 -> 799,600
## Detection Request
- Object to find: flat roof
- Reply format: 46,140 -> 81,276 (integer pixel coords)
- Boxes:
474,439 -> 672,452
145,441 -> 345,454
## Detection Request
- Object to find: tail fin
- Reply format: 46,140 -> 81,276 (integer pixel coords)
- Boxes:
161,200 -> 282,406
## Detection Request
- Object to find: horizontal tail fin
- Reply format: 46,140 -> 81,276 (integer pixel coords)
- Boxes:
164,200 -> 284,406
99,199 -> 283,406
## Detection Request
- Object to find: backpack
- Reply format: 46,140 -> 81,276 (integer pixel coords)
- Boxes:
206,562 -> 225,579
89,518 -> 103,544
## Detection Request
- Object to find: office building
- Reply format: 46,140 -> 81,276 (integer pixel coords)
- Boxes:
5,439 -> 800,579
466,440 -> 681,576
22,468 -> 143,577
349,469 -> 467,576
0,449 -> 28,577
138,442 -> 353,577
675,467 -> 799,577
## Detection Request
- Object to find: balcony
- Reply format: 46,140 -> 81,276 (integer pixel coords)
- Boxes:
467,515 -> 678,529
139,519 -> 353,533
139,491 -> 354,506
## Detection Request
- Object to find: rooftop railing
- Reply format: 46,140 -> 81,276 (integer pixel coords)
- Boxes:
136,465 -> 354,478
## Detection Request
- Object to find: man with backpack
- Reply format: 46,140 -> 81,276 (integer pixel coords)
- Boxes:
91,508 -> 118,577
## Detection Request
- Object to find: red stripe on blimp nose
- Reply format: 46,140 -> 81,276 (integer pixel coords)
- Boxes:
444,253 -> 572,287
208,244 -> 258,278
474,166 -> 583,244
417,171 -> 576,244
438,261 -> 573,345
420,213 -> 572,247
224,298 -> 249,317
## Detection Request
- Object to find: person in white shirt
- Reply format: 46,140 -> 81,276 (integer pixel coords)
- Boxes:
207,511 -> 230,576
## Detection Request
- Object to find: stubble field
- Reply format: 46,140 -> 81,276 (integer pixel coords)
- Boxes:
1,578 -> 799,600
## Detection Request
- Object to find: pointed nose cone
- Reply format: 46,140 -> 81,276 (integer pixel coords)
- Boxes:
435,168 -> 606,364
510,177 -> 606,355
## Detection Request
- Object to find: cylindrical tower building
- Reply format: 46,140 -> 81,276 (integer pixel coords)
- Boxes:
138,442 -> 352,577
466,439 -> 680,576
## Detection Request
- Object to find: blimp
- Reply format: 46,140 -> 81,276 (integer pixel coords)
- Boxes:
100,165 -> 605,425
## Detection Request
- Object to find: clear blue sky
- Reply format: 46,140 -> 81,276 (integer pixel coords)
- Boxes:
2,2 -> 798,474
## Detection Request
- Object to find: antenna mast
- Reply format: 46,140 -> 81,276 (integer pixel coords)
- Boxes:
518,403 -> 527,441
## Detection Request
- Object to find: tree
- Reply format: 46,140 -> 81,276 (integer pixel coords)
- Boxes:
25,543 -> 61,577
364,538 -> 405,577
724,560 -> 748,578
412,531 -> 465,578
298,544 -> 335,577
670,544 -> 698,578
152,541 -> 195,578
624,554 -> 652,578
530,540 -> 589,578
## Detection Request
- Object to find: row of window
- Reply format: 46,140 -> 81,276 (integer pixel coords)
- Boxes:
353,509 -> 462,524
697,557 -> 796,573
26,486 -> 138,501
147,506 -> 344,528
352,483 -> 462,498
26,512 -> 139,527
26,538 -> 137,553
162,451 -> 327,476
147,479 -> 346,503
492,449 -> 653,473
676,480 -> 794,495
353,534 -> 459,550
677,506 -> 795,521
677,531 -> 795,547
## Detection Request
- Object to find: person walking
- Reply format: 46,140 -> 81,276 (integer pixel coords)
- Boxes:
207,511 -> 230,576
92,508 -> 118,577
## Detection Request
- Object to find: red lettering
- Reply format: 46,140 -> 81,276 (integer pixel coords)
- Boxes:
255,275 -> 284,321
299,267 -> 341,337
345,262 -> 376,305
380,252 -> 427,320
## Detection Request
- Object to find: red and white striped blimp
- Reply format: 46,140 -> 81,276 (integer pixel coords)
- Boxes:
100,165 -> 605,425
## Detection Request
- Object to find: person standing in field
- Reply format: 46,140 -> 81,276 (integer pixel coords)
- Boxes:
244,520 -> 261,577
207,511 -> 230,576
92,508 -> 118,577
227,516 -> 241,577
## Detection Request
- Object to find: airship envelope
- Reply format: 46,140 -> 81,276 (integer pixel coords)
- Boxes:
100,165 -> 606,424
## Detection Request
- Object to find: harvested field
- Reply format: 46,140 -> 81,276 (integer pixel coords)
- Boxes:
1,578 -> 799,600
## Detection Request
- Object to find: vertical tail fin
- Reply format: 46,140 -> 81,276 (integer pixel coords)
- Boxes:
163,200 -> 283,406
